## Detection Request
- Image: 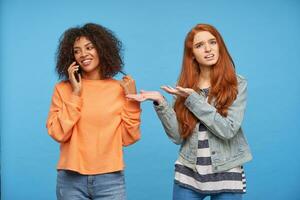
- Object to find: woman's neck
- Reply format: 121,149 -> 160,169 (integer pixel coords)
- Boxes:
82,70 -> 102,80
198,65 -> 211,89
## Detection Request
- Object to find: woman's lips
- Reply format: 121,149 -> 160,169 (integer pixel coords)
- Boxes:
81,59 -> 92,66
204,54 -> 214,59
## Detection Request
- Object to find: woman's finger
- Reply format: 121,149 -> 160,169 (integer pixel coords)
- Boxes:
140,90 -> 160,95
126,94 -> 146,102
176,86 -> 186,93
68,62 -> 77,71
69,67 -> 79,79
161,86 -> 177,95
68,65 -> 79,76
167,85 -> 176,90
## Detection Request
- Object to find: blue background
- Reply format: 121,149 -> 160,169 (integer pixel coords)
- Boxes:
1,0 -> 300,199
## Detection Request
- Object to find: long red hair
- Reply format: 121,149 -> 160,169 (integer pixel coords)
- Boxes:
174,24 -> 238,139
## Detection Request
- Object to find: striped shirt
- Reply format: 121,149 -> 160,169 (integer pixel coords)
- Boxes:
174,88 -> 246,194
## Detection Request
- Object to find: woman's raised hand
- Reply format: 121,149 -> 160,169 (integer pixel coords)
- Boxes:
161,85 -> 194,98
119,75 -> 137,95
126,85 -> 195,104
126,90 -> 165,104
68,61 -> 81,96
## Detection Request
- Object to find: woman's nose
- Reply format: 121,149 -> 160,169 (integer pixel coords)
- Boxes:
80,50 -> 88,57
204,44 -> 211,52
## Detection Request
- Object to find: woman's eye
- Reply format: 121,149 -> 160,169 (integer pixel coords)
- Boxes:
195,43 -> 203,48
210,40 -> 217,45
74,50 -> 80,54
87,46 -> 94,50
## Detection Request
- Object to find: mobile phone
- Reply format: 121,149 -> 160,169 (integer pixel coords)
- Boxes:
74,62 -> 81,82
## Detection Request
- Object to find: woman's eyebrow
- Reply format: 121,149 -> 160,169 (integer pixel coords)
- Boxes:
84,42 -> 93,46
73,42 -> 93,49
194,41 -> 203,46
194,38 -> 216,45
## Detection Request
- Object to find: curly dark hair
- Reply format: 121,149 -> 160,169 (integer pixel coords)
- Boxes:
55,23 -> 124,80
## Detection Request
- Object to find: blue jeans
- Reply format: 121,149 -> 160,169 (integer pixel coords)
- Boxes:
56,170 -> 126,200
173,183 -> 243,200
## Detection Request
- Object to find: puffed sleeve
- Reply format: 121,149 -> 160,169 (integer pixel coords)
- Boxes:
46,84 -> 82,143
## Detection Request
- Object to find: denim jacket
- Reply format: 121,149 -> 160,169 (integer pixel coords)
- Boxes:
154,75 -> 252,173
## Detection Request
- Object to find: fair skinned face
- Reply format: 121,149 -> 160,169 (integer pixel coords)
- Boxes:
192,31 -> 219,67
73,37 -> 100,76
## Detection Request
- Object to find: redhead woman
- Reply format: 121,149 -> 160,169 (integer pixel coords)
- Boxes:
127,24 -> 252,200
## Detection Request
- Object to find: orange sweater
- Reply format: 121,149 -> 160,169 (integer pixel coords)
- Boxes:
46,78 -> 141,175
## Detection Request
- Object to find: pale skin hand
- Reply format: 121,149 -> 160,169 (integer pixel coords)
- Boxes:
160,86 -> 195,98
126,86 -> 195,104
126,90 -> 165,104
68,61 -> 82,96
119,75 -> 137,95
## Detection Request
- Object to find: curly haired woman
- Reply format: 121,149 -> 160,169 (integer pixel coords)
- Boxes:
46,23 -> 141,200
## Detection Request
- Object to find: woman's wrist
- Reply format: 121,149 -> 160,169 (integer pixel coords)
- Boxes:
153,96 -> 165,105
72,89 -> 81,96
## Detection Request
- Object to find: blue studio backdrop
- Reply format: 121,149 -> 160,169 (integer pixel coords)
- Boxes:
1,0 -> 300,199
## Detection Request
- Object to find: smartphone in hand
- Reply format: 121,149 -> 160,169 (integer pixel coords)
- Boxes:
74,62 -> 81,82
